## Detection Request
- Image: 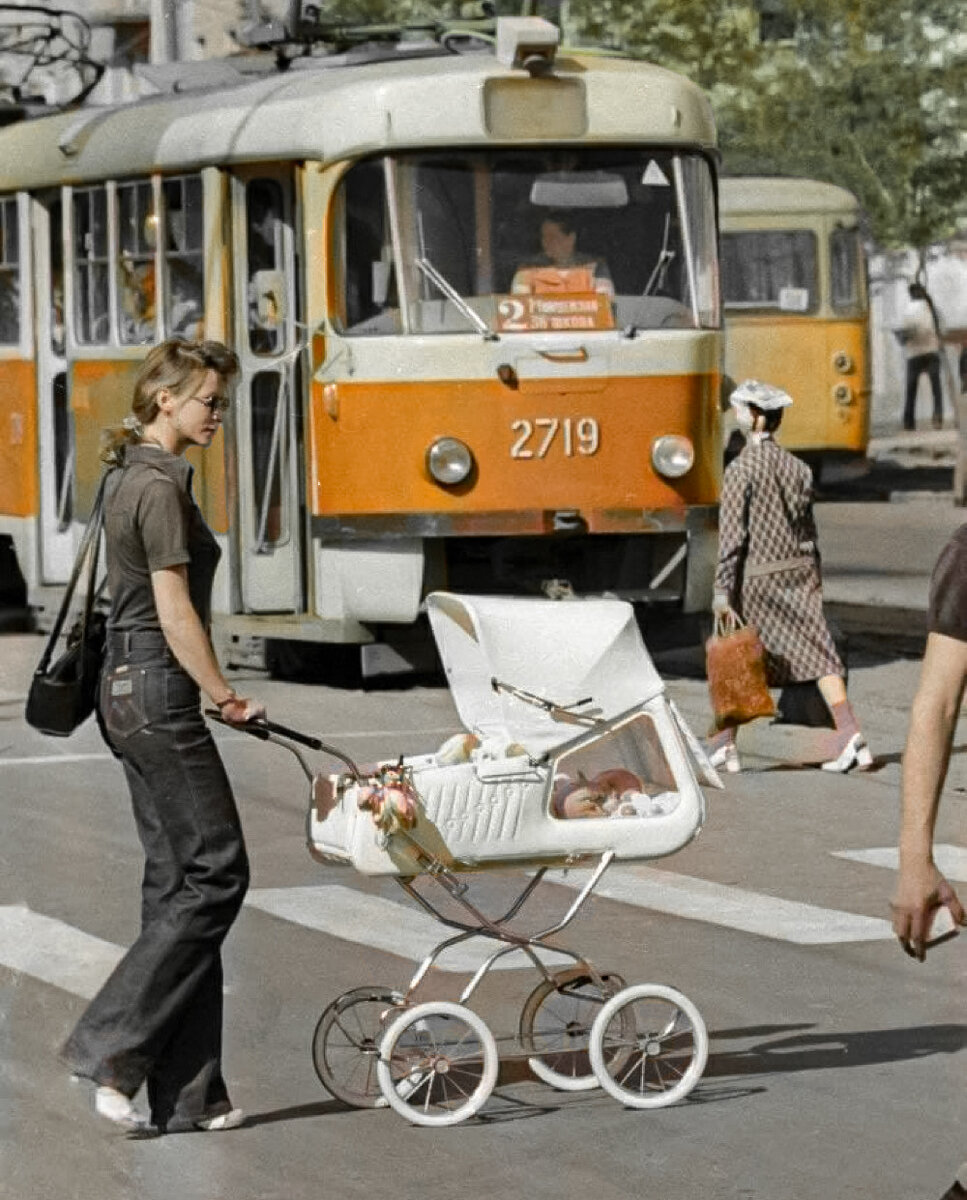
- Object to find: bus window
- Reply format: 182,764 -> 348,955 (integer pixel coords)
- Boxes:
117,179 -> 157,345
163,174 -> 204,337
721,230 -> 817,313
72,185 -> 110,344
245,180 -> 284,356
335,149 -> 717,337
0,195 -> 20,344
830,225 -> 862,313
250,370 -> 288,549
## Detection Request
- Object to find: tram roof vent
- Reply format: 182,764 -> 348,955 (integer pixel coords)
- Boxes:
495,17 -> 559,76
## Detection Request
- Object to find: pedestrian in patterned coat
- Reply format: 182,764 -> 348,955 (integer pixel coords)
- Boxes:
705,379 -> 871,774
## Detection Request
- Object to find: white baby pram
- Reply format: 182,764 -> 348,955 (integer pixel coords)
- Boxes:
230,593 -> 720,1127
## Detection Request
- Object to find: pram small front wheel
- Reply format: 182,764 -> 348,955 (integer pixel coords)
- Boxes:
377,1001 -> 498,1127
589,984 -> 708,1109
312,985 -> 407,1108
519,966 -> 629,1092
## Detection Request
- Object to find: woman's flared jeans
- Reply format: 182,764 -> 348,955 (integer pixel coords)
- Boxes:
61,638 -> 249,1129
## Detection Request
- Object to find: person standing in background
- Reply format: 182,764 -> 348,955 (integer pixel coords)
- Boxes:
898,281 -> 945,431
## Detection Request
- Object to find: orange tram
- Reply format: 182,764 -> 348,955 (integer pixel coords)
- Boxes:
0,15 -> 724,671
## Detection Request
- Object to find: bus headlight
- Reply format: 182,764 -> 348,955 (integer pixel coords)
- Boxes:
832,383 -> 854,406
832,351 -> 854,374
426,437 -> 474,486
651,435 -> 694,478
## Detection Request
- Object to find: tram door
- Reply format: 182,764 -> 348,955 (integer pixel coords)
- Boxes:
230,168 -> 303,613
33,191 -> 74,582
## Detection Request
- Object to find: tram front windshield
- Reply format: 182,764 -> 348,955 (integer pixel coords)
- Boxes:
334,148 -> 718,336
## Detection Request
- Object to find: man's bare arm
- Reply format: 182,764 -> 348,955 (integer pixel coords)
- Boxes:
892,632 -> 967,959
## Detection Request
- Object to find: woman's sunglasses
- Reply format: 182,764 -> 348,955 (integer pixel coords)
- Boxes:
192,394 -> 231,416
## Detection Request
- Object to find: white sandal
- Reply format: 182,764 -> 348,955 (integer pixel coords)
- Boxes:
821,732 -> 873,773
706,739 -> 741,774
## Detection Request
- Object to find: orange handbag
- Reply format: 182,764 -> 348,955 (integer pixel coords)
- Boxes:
705,610 -> 776,729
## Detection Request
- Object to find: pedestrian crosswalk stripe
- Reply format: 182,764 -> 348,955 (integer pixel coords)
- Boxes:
0,856 -> 909,1004
544,865 -> 894,944
245,885 -> 574,973
0,905 -> 123,1000
832,844 -> 967,882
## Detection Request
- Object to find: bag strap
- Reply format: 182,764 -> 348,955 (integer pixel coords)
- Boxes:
36,472 -> 110,673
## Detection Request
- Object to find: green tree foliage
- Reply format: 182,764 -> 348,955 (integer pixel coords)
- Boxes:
562,0 -> 967,249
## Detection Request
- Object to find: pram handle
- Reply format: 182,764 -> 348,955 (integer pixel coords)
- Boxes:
205,710 -> 363,780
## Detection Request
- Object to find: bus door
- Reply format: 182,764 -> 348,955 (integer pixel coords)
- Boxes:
229,168 -> 303,613
32,190 -> 74,582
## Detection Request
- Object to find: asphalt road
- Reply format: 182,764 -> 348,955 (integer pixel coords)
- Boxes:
1,617 -> 964,1200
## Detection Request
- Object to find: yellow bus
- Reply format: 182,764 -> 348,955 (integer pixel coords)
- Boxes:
719,176 -> 870,478
0,16 -> 723,671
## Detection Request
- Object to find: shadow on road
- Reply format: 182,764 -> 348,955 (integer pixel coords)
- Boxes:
707,1022 -> 967,1079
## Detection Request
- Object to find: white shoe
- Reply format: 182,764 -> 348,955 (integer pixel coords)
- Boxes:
94,1085 -> 151,1132
194,1107 -> 245,1131
706,740 -> 741,773
821,732 -> 873,773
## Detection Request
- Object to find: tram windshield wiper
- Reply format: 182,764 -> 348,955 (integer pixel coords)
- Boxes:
415,256 -> 498,340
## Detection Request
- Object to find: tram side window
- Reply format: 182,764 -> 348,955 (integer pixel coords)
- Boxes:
721,230 -> 817,313
48,196 -> 65,356
341,159 -> 396,334
250,371 -> 288,548
246,180 -> 285,355
830,226 -> 861,312
0,196 -> 20,344
73,186 -> 110,344
163,175 -> 204,337
117,179 -> 157,345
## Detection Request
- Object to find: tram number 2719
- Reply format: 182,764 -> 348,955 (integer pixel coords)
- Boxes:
510,417 -> 600,459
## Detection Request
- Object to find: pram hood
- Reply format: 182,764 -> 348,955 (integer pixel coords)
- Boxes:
426,592 -> 666,754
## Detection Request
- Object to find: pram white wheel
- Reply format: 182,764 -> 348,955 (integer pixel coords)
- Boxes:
519,966 -> 629,1092
377,1001 -> 498,1127
589,984 -> 708,1109
312,986 -> 406,1108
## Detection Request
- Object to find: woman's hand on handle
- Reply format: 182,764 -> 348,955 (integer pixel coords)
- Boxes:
216,693 -> 266,725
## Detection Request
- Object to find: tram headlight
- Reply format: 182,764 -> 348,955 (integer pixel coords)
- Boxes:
832,351 -> 854,374
651,435 -> 694,479
426,437 -> 474,486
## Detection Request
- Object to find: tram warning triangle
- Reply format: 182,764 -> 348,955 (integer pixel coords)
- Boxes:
642,161 -> 670,186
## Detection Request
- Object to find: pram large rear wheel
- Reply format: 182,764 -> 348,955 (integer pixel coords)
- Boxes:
377,1001 -> 498,1127
589,984 -> 708,1109
519,966 -> 629,1091
312,985 -> 406,1108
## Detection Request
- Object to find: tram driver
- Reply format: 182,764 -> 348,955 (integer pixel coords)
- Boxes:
511,212 -> 614,298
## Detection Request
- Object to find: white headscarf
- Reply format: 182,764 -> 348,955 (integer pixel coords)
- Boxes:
729,379 -> 793,411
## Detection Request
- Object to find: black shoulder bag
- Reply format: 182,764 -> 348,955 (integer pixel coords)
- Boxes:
25,474 -> 110,737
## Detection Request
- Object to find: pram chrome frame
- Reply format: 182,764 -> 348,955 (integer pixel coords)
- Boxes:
221,590 -> 717,1126
222,706 -> 711,1127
